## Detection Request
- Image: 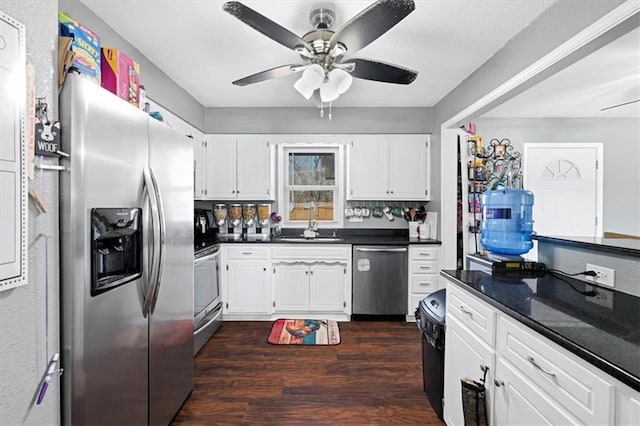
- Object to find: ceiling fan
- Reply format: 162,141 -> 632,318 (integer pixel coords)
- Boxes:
222,0 -> 418,105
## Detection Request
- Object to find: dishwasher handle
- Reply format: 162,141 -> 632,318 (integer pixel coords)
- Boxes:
355,247 -> 407,253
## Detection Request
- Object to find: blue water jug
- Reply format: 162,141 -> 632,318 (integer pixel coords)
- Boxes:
481,189 -> 534,255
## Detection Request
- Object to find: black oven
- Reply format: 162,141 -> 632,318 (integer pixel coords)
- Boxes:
193,244 -> 222,355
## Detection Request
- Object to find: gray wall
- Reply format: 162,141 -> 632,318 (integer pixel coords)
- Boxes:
58,0 -> 205,130
204,107 -> 433,134
432,0 -> 626,268
0,2 -> 60,425
476,117 -> 640,237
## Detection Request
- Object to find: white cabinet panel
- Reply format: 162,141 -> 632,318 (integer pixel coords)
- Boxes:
347,135 -> 388,199
201,134 -> 274,200
309,262 -> 347,312
273,263 -> 309,312
348,134 -> 430,201
226,260 -> 271,314
443,315 -> 495,426
204,134 -> 236,199
389,135 -> 429,200
493,357 -> 576,425
236,135 -> 274,199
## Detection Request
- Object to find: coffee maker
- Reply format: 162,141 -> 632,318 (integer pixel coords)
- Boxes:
256,204 -> 271,239
213,204 -> 228,238
194,208 -> 213,242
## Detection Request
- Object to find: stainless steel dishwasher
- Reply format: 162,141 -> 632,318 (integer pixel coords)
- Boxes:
352,245 -> 408,315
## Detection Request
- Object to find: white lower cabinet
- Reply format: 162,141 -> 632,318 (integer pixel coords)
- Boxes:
272,245 -> 351,320
222,245 -> 272,317
443,315 -> 494,426
407,245 -> 441,320
443,277 -> 634,426
273,262 -> 347,313
272,263 -> 309,312
493,357 -> 576,425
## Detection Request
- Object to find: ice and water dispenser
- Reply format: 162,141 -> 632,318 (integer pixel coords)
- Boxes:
90,208 -> 142,295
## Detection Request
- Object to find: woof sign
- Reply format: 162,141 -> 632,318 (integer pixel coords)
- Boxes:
35,120 -> 61,157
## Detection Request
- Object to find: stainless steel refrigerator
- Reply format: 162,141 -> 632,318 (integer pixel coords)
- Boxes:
59,74 -> 194,425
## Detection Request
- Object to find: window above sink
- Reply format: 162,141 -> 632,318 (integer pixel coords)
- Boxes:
277,142 -> 345,229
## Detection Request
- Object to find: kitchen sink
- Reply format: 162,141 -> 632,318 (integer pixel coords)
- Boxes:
275,236 -> 344,242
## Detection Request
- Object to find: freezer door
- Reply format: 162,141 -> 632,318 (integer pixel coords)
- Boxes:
147,118 -> 194,424
59,74 -> 149,425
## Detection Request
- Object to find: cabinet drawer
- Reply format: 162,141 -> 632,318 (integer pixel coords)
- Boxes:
409,246 -> 438,261
227,245 -> 270,259
498,315 -> 614,425
446,283 -> 496,347
410,260 -> 438,274
411,274 -> 438,294
272,245 -> 350,261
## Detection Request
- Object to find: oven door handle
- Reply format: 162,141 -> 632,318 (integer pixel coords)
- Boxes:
194,304 -> 222,335
194,251 -> 219,265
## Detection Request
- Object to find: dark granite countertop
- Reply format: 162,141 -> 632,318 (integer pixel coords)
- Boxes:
215,229 -> 441,245
535,235 -> 640,257
441,269 -> 640,392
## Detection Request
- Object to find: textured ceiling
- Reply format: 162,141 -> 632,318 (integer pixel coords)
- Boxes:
484,26 -> 640,118
80,0 -> 557,108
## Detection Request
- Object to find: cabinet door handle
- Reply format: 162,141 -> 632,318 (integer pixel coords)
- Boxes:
459,305 -> 473,317
418,252 -> 433,257
390,190 -> 394,194
494,379 -> 504,387
266,189 -> 270,195
527,356 -> 556,378
232,190 -> 236,194
419,266 -> 433,270
305,270 -> 309,275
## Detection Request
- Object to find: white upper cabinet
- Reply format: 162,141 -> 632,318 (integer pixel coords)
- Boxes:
204,134 -> 236,199
348,134 -> 430,200
236,135 -> 274,200
201,134 -> 274,200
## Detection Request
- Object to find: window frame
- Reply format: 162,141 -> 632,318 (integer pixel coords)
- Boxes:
277,142 -> 344,229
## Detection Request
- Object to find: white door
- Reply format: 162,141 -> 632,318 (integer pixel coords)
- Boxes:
524,143 -> 602,237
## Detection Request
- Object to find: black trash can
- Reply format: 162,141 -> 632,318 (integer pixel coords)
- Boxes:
415,289 -> 446,422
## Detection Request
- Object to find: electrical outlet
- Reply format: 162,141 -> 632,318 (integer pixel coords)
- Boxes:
585,285 -> 614,309
586,263 -> 615,287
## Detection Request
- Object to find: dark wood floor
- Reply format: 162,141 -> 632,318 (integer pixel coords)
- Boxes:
173,321 -> 444,425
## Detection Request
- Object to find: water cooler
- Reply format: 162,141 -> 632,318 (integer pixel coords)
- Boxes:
481,189 -> 534,256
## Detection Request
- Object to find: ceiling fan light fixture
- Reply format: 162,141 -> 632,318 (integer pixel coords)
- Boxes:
294,64 -> 324,99
329,68 -> 353,94
320,79 -> 340,103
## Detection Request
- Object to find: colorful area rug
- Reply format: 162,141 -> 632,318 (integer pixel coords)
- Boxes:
268,319 -> 341,345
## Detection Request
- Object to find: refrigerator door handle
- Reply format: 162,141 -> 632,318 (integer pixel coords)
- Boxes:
143,167 -> 161,317
148,167 -> 166,314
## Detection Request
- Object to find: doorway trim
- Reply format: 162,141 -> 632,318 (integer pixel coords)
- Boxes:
439,1 -> 640,270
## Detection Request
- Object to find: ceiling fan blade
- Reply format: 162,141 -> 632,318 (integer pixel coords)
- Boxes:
600,99 -> 640,111
329,0 -> 415,53
232,64 -> 304,86
223,1 -> 313,52
342,58 -> 417,84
